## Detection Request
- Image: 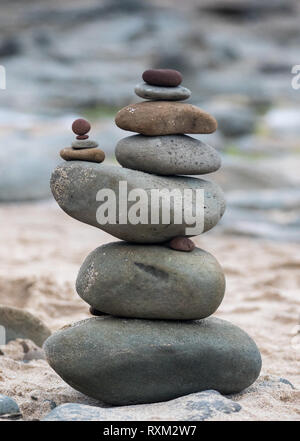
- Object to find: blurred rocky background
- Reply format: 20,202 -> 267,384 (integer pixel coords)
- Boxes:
1,0 -> 300,241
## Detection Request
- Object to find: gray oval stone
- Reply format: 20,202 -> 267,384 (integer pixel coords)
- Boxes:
44,316 -> 262,405
0,305 -> 51,347
115,134 -> 221,175
76,242 -> 225,320
50,162 -> 226,243
71,139 -> 98,149
0,394 -> 20,417
135,82 -> 191,101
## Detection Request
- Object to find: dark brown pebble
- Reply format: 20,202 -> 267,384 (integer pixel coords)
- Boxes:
142,69 -> 183,87
76,134 -> 89,140
72,119 -> 91,136
169,237 -> 195,252
89,306 -> 108,316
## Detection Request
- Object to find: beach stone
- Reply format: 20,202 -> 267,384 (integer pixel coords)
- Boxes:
72,119 -> 91,136
115,134 -> 221,175
169,236 -> 195,252
76,135 -> 89,140
50,162 -> 226,243
135,82 -> 191,101
43,390 -> 241,421
76,242 -> 225,320
71,139 -> 98,149
0,305 -> 51,347
44,316 -> 262,405
60,147 -> 105,163
142,69 -> 182,87
0,395 -> 20,417
115,102 -> 217,136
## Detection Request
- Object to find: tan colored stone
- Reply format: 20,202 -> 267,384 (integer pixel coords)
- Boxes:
60,147 -> 105,163
115,101 -> 217,136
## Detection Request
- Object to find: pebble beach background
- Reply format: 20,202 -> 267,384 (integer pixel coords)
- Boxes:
0,0 -> 299,420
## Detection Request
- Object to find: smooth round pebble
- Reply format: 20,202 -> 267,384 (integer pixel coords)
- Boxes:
115,134 -> 221,175
142,69 -> 182,87
44,316 -> 262,405
169,237 -> 195,252
76,242 -> 225,320
72,119 -> 91,136
60,147 -> 105,163
71,140 -> 98,149
135,82 -> 191,101
115,102 -> 218,136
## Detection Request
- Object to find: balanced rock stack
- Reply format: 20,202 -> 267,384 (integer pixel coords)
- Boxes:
60,118 -> 105,163
45,69 -> 261,406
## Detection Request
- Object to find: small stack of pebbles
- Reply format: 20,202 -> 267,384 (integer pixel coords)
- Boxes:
60,118 -> 105,163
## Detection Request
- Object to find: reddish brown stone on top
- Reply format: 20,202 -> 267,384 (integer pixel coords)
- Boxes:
72,118 -> 91,136
142,69 -> 183,87
169,237 -> 195,252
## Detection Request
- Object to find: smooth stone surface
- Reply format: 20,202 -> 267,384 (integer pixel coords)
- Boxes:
43,390 -> 241,421
142,69 -> 182,87
72,119 -> 91,136
50,162 -> 226,243
115,102 -> 218,136
44,316 -> 262,405
135,82 -> 191,101
0,305 -> 51,347
169,236 -> 195,251
115,134 -> 221,175
71,139 -> 98,149
60,147 -> 105,163
0,395 -> 20,417
76,243 -> 225,320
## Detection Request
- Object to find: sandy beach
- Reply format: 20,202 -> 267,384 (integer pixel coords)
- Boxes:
0,201 -> 299,420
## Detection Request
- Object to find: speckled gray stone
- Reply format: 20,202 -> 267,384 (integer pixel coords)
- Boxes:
135,82 -> 191,101
115,134 -> 221,175
43,390 -> 241,421
0,305 -> 51,347
44,316 -> 262,405
76,242 -> 225,320
0,395 -> 20,417
71,139 -> 98,149
50,162 -> 226,243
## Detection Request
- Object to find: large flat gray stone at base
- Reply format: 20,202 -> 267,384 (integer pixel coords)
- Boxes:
50,162 -> 226,243
43,390 -> 241,421
44,316 -> 261,405
0,395 -> 20,416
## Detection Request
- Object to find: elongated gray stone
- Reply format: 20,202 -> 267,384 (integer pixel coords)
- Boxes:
134,82 -> 191,101
76,242 -> 225,320
50,162 -> 225,243
44,316 -> 262,405
115,134 -> 221,175
43,390 -> 241,421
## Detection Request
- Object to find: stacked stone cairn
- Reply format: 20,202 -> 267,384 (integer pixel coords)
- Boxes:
45,69 -> 262,406
60,118 -> 105,163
